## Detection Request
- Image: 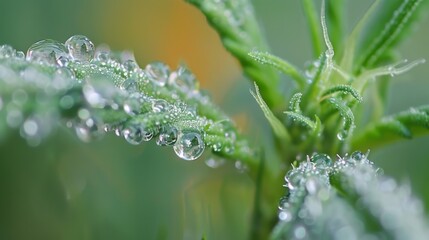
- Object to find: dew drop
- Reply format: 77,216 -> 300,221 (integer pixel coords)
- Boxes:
123,60 -> 139,72
156,125 -> 178,146
120,78 -> 139,93
350,151 -> 365,161
212,142 -> 222,152
285,171 -> 301,190
145,62 -> 170,86
95,51 -> 110,61
310,153 -> 332,167
336,130 -> 347,141
22,118 -> 39,137
204,156 -> 225,168
65,35 -> 95,62
123,95 -> 142,116
15,51 -> 25,59
168,65 -> 197,92
123,125 -> 144,145
234,160 -> 247,172
26,39 -> 68,65
6,108 -> 23,128
123,123 -> 154,142
278,210 -> 292,222
293,225 -> 307,239
173,130 -> 205,161
0,45 -> 15,58
74,117 -> 103,142
152,99 -> 169,113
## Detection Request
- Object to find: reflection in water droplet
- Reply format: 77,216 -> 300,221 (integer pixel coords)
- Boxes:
26,39 -> 68,65
123,125 -> 144,145
336,130 -> 347,141
65,35 -> 95,62
173,130 -> 205,161
156,126 -> 178,146
123,60 -> 139,72
145,62 -> 170,86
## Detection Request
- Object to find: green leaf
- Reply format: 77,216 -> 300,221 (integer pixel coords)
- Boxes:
248,50 -> 306,89
352,106 -> 429,149
284,111 -> 316,130
324,97 -> 355,132
355,0 -> 427,72
251,83 -> 290,142
0,38 -> 258,168
288,93 -> 303,113
186,0 -> 285,110
321,84 -> 363,102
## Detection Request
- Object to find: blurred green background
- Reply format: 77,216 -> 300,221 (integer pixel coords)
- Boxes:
0,0 -> 428,239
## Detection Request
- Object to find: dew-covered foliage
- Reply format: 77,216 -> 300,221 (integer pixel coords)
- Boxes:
0,35 -> 257,168
1,0 -> 429,239
272,152 -> 429,240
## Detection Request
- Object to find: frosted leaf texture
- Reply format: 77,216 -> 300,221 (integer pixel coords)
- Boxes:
0,36 -> 253,163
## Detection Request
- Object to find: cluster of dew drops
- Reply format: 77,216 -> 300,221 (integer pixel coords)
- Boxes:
0,35 -> 235,165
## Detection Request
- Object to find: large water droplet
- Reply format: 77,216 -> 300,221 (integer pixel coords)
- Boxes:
65,35 -> 95,62
156,125 -> 178,146
0,45 -> 15,58
168,65 -> 198,92
26,39 -> 68,65
278,210 -> 292,222
74,117 -> 103,142
173,130 -> 205,161
293,225 -> 307,239
145,62 -> 170,86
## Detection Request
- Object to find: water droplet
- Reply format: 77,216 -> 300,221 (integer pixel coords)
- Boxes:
311,153 -> 332,167
15,51 -> 25,59
212,142 -> 222,152
123,60 -> 139,72
0,45 -> 15,58
56,55 -> 70,67
65,35 -> 95,62
22,118 -> 39,137
123,95 -> 142,116
285,171 -> 301,190
145,62 -> 170,86
26,39 -> 68,65
6,108 -> 23,128
152,99 -> 169,113
120,78 -> 139,93
305,178 -> 319,194
204,156 -> 225,168
168,65 -> 197,92
156,126 -> 178,146
95,51 -> 110,61
336,130 -> 347,141
293,225 -> 307,239
234,160 -> 247,172
173,130 -> 205,161
53,67 -> 74,91
122,124 -> 154,145
350,151 -> 365,161
278,210 -> 292,222
74,117 -> 103,142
